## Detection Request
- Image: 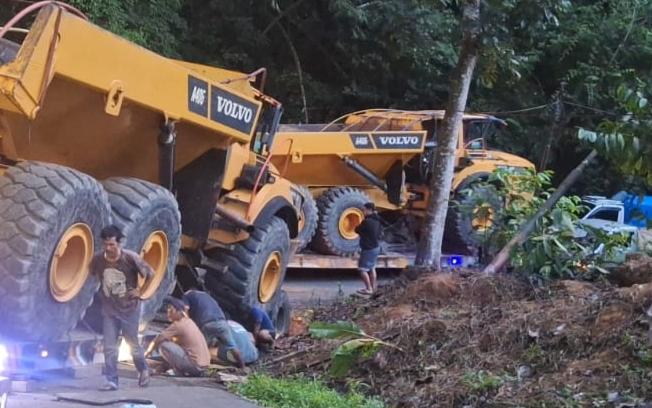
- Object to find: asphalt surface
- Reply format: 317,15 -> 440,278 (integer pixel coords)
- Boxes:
6,364 -> 258,408
282,268 -> 400,307
3,267 -> 403,408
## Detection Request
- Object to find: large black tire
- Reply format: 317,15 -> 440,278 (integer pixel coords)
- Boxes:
294,186 -> 318,251
84,178 -> 181,331
310,187 -> 369,256
204,216 -> 290,321
269,290 -> 291,336
446,184 -> 503,251
0,162 -> 111,341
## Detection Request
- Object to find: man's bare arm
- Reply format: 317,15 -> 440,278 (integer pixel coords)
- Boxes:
132,252 -> 155,280
128,251 -> 155,297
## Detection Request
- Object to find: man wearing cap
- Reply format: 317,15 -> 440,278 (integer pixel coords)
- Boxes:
355,203 -> 382,295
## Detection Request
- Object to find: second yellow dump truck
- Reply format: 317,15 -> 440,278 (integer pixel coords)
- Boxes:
272,109 -> 535,256
0,4 -> 300,341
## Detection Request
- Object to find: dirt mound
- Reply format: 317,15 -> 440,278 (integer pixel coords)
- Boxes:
611,253 -> 652,286
404,273 -> 459,301
264,272 -> 652,407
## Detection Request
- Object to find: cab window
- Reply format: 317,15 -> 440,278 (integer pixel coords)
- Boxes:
587,207 -> 621,222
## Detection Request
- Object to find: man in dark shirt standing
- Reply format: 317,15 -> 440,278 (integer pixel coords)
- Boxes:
182,289 -> 245,368
354,203 -> 382,295
90,225 -> 154,391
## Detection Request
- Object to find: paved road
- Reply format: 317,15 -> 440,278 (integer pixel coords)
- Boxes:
6,364 -> 258,408
282,268 -> 399,307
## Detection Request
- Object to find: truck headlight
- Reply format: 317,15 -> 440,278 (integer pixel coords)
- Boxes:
0,344 -> 8,374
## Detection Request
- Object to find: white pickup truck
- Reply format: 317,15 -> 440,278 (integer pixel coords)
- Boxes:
578,195 -> 639,235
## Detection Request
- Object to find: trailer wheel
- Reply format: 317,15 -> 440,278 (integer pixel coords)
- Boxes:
446,184 -> 503,251
83,178 -> 181,331
310,187 -> 369,256
295,186 -> 318,251
0,162 -> 110,341
204,216 -> 290,320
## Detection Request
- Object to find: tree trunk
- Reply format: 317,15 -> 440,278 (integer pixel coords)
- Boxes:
483,149 -> 598,274
276,23 -> 309,123
415,0 -> 481,268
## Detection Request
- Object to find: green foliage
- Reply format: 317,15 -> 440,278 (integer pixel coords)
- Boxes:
331,338 -> 382,377
5,0 -> 652,190
64,0 -> 185,56
467,168 -> 632,280
621,331 -> 652,366
522,343 -> 545,365
309,321 -> 365,339
309,321 -> 399,378
580,82 -> 652,184
461,370 -> 512,392
231,374 -> 385,408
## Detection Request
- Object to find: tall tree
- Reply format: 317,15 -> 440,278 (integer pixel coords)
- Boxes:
65,0 -> 185,56
415,0 -> 481,268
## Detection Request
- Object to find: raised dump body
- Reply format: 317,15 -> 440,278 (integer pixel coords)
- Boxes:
272,109 -> 534,256
274,123 -> 425,196
0,4 -> 299,342
0,6 -> 263,182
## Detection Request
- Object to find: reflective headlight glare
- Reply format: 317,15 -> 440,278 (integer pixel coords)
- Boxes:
0,344 -> 8,373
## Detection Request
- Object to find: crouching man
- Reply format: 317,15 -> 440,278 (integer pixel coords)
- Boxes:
243,305 -> 276,349
148,297 -> 210,377
183,289 -> 246,368
217,320 -> 259,367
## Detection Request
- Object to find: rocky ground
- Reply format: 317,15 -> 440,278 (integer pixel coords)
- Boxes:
263,258 -> 652,407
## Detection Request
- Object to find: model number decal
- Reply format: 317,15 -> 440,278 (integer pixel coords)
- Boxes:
187,76 -> 208,117
349,133 -> 374,149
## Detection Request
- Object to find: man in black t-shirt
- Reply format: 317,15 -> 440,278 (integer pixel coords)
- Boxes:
355,203 -> 383,295
90,225 -> 154,391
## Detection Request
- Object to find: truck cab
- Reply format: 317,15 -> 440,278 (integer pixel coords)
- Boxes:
578,196 -> 638,236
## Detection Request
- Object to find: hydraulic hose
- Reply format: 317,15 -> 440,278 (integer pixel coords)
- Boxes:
0,1 -> 87,40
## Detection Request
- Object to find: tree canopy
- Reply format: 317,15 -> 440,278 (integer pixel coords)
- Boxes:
6,0 -> 651,191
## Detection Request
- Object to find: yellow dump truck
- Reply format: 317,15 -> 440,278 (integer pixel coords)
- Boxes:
273,109 -> 534,256
0,3 -> 300,342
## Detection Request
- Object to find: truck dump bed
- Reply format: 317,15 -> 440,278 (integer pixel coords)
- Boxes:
273,122 -> 426,188
0,5 -> 264,183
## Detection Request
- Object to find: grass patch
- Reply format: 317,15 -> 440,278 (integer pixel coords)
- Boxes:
462,370 -> 510,392
231,373 -> 384,408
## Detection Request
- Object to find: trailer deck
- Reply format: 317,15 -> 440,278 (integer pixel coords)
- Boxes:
288,251 -> 476,270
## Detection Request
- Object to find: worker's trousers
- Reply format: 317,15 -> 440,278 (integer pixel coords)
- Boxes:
103,307 -> 148,384
159,341 -> 205,377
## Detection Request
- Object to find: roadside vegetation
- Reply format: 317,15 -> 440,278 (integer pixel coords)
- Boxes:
231,374 -> 384,408
459,168 -> 634,280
